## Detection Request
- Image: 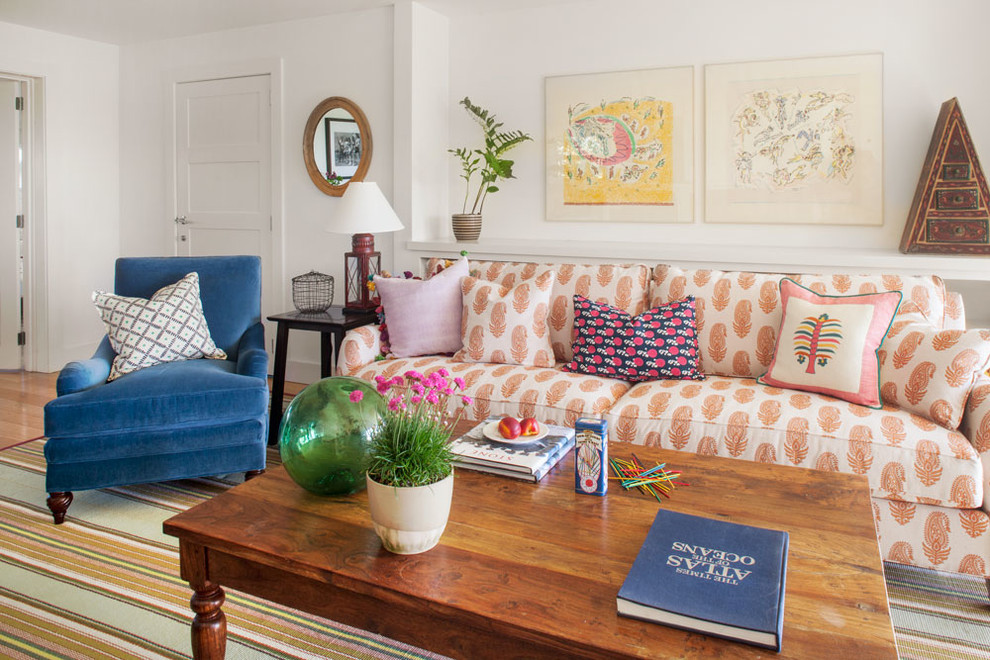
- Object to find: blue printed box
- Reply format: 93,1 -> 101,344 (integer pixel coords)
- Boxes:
575,417 -> 608,496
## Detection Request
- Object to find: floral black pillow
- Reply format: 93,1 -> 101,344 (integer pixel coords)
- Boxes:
563,295 -> 704,382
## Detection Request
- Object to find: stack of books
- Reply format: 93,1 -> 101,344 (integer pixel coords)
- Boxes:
449,417 -> 575,482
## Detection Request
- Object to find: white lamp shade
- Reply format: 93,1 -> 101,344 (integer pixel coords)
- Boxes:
327,182 -> 404,235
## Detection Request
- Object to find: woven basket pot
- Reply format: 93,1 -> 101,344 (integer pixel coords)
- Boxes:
451,213 -> 482,241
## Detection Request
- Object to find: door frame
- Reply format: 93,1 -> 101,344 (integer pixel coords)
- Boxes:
164,59 -> 285,344
0,72 -> 48,372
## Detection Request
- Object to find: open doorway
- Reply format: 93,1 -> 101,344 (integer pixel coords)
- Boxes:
0,77 -> 24,371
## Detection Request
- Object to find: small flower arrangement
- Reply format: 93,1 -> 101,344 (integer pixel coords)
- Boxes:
352,369 -> 472,488
326,171 -> 344,186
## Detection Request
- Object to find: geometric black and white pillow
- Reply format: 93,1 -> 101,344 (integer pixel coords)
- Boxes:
93,272 -> 227,381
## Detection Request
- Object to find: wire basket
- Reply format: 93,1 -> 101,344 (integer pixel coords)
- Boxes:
292,271 -> 334,313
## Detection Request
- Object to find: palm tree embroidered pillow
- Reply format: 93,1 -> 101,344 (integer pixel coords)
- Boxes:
758,278 -> 902,408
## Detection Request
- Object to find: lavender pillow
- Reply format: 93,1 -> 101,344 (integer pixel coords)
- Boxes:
373,257 -> 469,357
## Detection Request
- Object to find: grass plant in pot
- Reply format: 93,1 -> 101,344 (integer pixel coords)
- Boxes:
449,97 -> 532,241
358,369 -> 472,554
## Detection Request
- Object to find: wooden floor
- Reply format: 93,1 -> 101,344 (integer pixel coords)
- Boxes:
0,371 -> 306,451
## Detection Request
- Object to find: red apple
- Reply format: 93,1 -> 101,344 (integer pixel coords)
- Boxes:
498,416 -> 522,439
520,417 -> 540,436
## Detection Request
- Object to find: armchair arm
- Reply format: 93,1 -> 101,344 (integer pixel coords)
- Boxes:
338,325 -> 382,375
959,374 -> 990,514
56,336 -> 115,396
235,322 -> 269,380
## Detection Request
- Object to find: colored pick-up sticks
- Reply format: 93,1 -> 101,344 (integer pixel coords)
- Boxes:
608,454 -> 688,503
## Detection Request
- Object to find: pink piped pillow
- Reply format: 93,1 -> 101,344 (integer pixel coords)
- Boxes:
758,278 -> 901,408
373,257 -> 469,357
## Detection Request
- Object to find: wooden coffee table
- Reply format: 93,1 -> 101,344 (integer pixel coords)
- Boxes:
163,421 -> 897,659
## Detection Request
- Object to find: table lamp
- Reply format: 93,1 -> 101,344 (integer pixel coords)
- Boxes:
327,182 -> 404,313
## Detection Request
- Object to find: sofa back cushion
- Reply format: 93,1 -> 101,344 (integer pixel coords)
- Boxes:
428,259 -> 651,363
650,266 -> 947,378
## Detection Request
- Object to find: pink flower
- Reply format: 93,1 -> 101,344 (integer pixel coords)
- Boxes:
424,392 -> 439,405
437,367 -> 450,378
442,387 -> 454,396
461,395 -> 473,406
411,395 -> 422,404
349,390 -> 364,402
405,370 -> 423,381
411,382 -> 425,395
388,396 -> 404,412
453,377 -> 466,390
390,376 -> 404,387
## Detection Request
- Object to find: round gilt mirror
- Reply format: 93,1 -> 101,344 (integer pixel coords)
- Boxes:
303,96 -> 373,197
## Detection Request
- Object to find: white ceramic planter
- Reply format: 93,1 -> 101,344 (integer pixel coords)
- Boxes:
366,473 -> 454,554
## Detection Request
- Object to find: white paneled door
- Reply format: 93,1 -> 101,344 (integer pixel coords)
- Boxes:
173,74 -> 273,318
0,79 -> 22,370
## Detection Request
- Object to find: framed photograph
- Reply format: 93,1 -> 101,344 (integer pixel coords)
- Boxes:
326,117 -> 362,180
545,65 -> 693,223
705,53 -> 883,225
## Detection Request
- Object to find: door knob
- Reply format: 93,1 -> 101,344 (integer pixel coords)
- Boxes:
175,216 -> 189,225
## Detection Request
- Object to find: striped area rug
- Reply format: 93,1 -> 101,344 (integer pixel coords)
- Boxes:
0,440 -> 449,659
2,440 -> 990,659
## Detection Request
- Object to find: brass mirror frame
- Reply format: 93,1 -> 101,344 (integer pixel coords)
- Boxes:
303,96 -> 373,197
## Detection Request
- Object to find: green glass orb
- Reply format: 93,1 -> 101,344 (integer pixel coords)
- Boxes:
279,376 -> 385,495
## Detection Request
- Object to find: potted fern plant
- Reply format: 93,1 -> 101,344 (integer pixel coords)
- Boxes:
449,97 -> 532,241
357,369 -> 471,554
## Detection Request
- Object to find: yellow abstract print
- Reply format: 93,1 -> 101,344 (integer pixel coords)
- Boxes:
562,97 -> 673,206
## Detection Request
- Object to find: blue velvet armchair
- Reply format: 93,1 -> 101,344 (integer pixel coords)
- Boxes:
42,256 -> 270,523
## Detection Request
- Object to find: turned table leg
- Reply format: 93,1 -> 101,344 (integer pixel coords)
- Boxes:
190,583 -> 226,660
179,539 -> 228,660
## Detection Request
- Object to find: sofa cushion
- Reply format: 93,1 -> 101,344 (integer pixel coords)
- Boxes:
879,317 -> 990,430
94,272 -> 226,381
563,295 -> 704,382
605,375 -> 982,508
350,355 -> 631,428
374,257 -> 469,357
454,270 -> 556,367
43,358 -> 269,437
429,259 -> 652,363
650,266 -> 947,379
759,278 -> 901,408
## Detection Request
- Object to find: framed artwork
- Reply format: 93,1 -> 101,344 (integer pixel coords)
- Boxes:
326,117 -> 361,180
545,65 -> 693,223
705,53 -> 883,225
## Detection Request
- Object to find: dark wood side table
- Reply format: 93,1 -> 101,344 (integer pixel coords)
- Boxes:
266,307 -> 378,445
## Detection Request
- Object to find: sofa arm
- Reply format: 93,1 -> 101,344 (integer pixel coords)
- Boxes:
56,336 -> 115,396
959,374 -> 990,513
235,322 -> 269,380
338,325 -> 382,375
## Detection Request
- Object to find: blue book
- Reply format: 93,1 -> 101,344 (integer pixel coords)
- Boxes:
617,509 -> 788,651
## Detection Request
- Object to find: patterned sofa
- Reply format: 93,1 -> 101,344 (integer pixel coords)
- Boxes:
338,259 -> 990,581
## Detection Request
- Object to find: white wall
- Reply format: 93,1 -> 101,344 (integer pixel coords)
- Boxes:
0,21 -> 119,371
429,0 -> 990,259
119,8 -> 394,381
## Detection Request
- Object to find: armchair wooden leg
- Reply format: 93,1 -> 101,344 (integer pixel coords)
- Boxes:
244,469 -> 265,481
47,491 -> 73,524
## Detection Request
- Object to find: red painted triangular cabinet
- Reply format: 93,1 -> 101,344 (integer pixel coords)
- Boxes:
900,98 -> 990,254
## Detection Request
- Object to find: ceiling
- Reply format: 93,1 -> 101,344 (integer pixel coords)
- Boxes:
0,0 -> 574,45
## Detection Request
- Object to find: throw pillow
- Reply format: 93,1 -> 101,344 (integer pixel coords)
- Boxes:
879,318 -> 990,429
563,295 -> 704,382
373,257 -> 469,357
453,269 -> 555,367
93,272 -> 226,381
758,278 -> 901,408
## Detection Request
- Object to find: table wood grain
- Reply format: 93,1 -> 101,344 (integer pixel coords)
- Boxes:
163,420 -> 897,659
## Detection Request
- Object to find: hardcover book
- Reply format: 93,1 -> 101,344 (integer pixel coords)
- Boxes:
617,509 -> 788,651
450,417 -> 575,480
